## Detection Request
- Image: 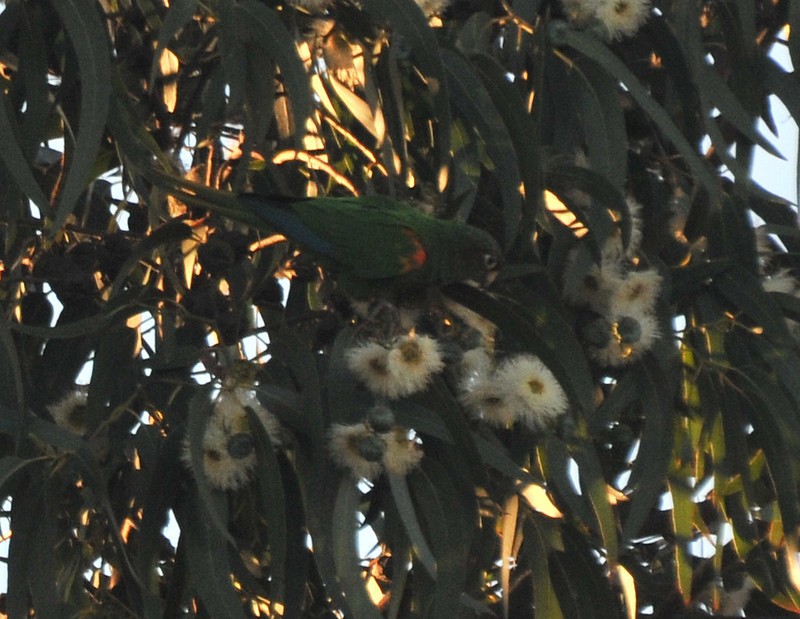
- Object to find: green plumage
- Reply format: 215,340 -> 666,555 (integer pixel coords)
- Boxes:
151,173 -> 502,295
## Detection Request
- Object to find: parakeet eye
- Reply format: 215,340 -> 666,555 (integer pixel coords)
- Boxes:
483,253 -> 499,270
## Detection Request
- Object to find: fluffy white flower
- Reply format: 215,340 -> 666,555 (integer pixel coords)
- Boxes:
561,0 -> 604,25
496,355 -> 569,429
603,196 -> 644,261
756,226 -> 779,266
215,388 -> 281,445
562,247 -> 624,310
181,414 -> 257,490
48,388 -> 88,435
762,269 -> 798,295
347,335 -> 444,399
382,428 -> 424,475
328,423 -> 385,480
415,0 -> 451,16
388,333 -> 444,388
608,268 -> 662,316
180,386 -> 283,490
594,0 -> 651,40
461,379 -> 519,428
719,576 -> 756,616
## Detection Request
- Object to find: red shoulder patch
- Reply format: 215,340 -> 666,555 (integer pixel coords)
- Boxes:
399,228 -> 428,273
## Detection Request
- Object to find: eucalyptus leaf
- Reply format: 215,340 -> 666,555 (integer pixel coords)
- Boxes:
50,0 -> 111,231
388,471 -> 437,578
175,485 -> 248,619
442,48 -> 522,249
332,480 -> 383,619
552,26 -> 720,200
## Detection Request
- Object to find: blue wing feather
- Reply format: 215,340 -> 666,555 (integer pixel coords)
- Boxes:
237,194 -> 336,257
236,193 -> 435,280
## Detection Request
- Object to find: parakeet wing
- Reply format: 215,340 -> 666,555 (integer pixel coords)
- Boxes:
238,194 -> 432,280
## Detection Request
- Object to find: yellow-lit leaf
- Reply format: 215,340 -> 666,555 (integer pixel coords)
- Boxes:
159,48 -> 180,113
520,483 -> 564,519
617,564 -> 637,619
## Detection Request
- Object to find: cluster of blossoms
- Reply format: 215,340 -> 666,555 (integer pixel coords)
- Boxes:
337,330 -> 570,473
329,406 -> 424,480
338,335 -> 568,436
757,227 -> 800,334
181,385 -> 281,491
563,197 -> 663,366
48,388 -> 89,435
346,333 -> 445,400
561,0 -> 651,41
459,349 -> 569,430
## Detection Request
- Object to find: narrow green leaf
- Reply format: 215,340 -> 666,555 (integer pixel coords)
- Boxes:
236,0 -> 313,146
386,539 -> 411,619
669,259 -> 732,301
268,327 -> 325,443
522,514 -> 564,619
242,51 -> 276,151
360,0 -> 452,184
108,75 -> 174,174
27,416 -> 144,590
500,495 -> 519,618
0,317 -> 25,431
8,299 -> 140,340
278,461 -> 310,618
592,370 -> 638,432
186,386 -> 236,545
245,406 -> 287,604
542,437 -> 595,531
30,481 -> 63,619
669,478 -> 695,605
332,480 -> 383,619
545,163 -> 623,250
568,58 -> 628,189
713,270 -> 793,342
18,11 -> 51,160
414,378 -> 487,486
0,94 -> 50,214
110,219 -> 193,296
388,472 -> 437,578
621,358 -> 675,542
472,432 -> 537,484
642,16 -> 703,144
0,456 -> 48,496
176,486 -> 248,619
729,367 -> 800,531
442,48 -> 522,248
549,525 -> 624,618
135,433 -> 183,594
569,436 -> 619,560
552,25 -> 720,200
698,62 -> 783,159
470,53 -> 544,245
7,479 -> 38,619
85,324 -> 137,430
50,0 -> 112,231
408,460 -> 471,616
149,0 -> 201,88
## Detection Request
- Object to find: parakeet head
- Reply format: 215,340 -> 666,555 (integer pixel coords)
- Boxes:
445,225 -> 503,287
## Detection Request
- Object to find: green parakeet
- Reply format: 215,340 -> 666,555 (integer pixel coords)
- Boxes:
150,173 -> 503,296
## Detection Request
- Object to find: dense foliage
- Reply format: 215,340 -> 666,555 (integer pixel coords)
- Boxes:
0,0 -> 799,616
